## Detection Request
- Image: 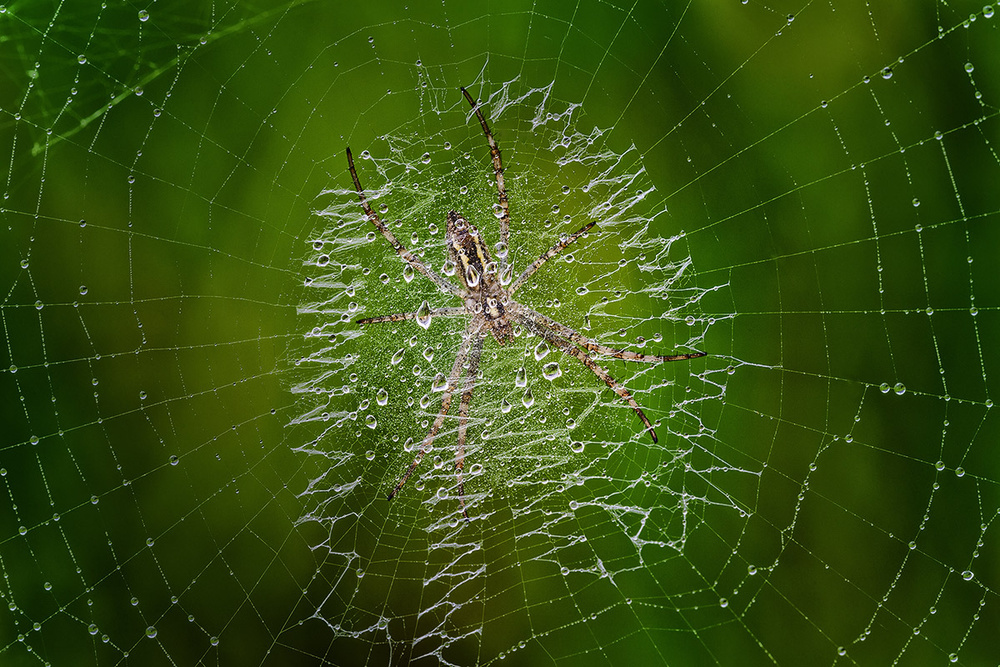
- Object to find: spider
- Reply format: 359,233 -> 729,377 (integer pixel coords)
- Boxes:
346,87 -> 705,519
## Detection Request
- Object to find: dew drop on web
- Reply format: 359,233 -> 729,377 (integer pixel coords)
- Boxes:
465,265 -> 480,287
521,387 -> 534,408
416,300 -> 432,329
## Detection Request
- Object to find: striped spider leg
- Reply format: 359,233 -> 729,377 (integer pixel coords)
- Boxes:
348,88 -> 705,519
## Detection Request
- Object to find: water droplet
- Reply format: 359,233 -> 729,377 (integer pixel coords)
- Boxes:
515,367 -> 527,388
747,565 -> 757,575
88,624 -> 99,635
985,6 -> 995,19
961,570 -> 974,581
138,10 -> 150,21
416,301 -> 432,329
465,264 -> 480,287
145,626 -> 157,638
470,463 -> 483,475
534,341 -> 550,361
521,387 -> 534,408
500,398 -> 512,414
882,67 -> 893,79
542,362 -> 561,380
442,259 -> 457,276
365,415 -> 377,430
376,388 -> 388,406
570,441 -> 584,453
431,373 -> 448,392
719,598 -> 729,608
499,263 -> 513,285
492,203 -> 504,218
955,467 -> 965,478
935,461 -> 945,471
391,348 -> 405,365
210,636 -> 219,646
403,264 -> 414,283
422,346 -> 434,362
880,382 -> 890,393
965,62 -> 975,73
169,455 -> 179,466
893,383 -> 906,395
421,152 -> 431,164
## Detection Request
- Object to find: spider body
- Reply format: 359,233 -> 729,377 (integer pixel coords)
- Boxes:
347,87 -> 705,519
447,211 -> 513,344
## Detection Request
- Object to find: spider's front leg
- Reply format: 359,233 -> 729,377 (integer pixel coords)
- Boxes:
346,147 -> 463,299
461,87 -> 510,272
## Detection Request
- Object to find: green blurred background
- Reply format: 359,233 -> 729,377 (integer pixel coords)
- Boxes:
2,1 -> 999,665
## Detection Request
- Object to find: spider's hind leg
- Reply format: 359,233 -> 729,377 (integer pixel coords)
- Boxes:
516,314 -> 661,443
386,321 -> 478,502
455,333 -> 485,521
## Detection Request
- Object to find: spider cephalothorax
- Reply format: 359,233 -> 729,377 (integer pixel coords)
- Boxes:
347,87 -> 705,519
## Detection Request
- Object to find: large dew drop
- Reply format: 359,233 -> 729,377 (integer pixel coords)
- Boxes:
521,387 -> 535,408
465,264 -> 480,288
416,301 -> 432,329
542,361 -> 562,380
515,366 -> 527,388
376,388 -> 388,406
391,348 -> 405,365
534,340 -> 550,361
431,373 -> 448,392
499,263 -> 513,286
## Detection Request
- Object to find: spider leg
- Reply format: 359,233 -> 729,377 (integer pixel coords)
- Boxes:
387,317 -> 483,502
510,221 -> 596,294
357,306 -> 466,326
512,304 -> 706,362
517,314 -> 660,443
455,332 -> 485,521
461,87 -> 510,270
346,147 -> 463,299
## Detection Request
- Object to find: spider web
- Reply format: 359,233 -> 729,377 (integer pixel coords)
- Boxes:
1,1 -> 999,665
